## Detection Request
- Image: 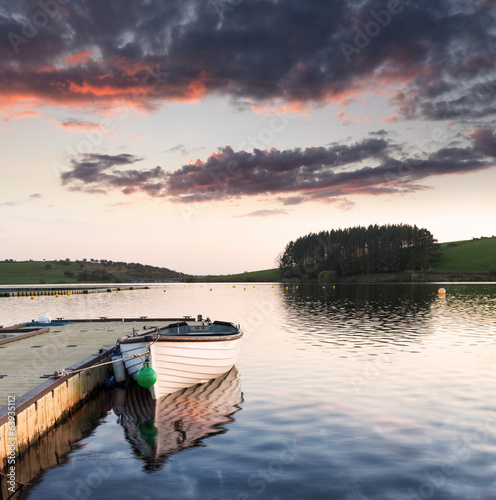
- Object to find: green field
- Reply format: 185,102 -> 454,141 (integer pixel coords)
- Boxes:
432,237 -> 496,272
205,268 -> 281,282
0,260 -> 79,284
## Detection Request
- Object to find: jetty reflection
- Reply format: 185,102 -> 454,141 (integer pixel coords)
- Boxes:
114,367 -> 243,471
0,390 -> 112,500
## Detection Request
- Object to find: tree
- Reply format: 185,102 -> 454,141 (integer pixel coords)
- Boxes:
278,224 -> 439,279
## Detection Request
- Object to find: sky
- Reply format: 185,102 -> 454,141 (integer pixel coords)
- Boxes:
1,0 -> 496,275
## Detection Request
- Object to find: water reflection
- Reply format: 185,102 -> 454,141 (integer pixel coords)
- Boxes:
281,283 -> 496,353
0,391 -> 112,500
4,284 -> 496,500
114,367 -> 243,472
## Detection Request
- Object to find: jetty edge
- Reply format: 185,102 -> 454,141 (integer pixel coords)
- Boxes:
0,316 -> 195,470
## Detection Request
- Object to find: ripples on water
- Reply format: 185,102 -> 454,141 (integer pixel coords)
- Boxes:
2,283 -> 496,499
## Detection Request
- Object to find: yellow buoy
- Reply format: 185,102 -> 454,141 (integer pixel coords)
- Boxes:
163,289 -> 166,292
296,286 -> 298,289
68,291 -> 72,296
30,295 -> 34,300
55,294 -> 59,298
438,288 -> 446,296
210,288 -> 212,291
232,285 -> 236,288
244,287 -> 246,290
285,286 -> 288,290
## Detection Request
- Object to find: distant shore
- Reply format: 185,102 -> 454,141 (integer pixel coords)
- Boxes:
1,236 -> 495,285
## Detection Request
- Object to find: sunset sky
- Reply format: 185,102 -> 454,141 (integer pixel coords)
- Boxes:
1,0 -> 496,275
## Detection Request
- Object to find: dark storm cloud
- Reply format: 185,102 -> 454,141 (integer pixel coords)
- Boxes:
470,127 -> 496,157
60,133 -> 496,202
1,0 -> 496,119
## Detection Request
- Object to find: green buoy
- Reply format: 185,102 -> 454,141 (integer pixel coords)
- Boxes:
136,362 -> 157,388
139,419 -> 158,444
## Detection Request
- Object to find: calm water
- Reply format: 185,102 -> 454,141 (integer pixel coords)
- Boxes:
2,283 -> 496,500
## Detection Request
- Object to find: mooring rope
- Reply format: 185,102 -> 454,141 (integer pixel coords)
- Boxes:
0,470 -> 28,487
50,349 -> 149,379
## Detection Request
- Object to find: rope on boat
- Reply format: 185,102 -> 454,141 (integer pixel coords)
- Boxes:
50,349 -> 149,379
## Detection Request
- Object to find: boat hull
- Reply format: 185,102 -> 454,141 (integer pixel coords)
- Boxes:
118,321 -> 242,399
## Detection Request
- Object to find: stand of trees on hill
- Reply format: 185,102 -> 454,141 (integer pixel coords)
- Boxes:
74,259 -> 187,282
278,224 -> 440,280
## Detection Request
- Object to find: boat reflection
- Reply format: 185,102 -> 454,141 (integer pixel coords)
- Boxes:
114,366 -> 243,471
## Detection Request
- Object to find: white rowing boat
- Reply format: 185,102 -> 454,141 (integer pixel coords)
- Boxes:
116,317 -> 243,399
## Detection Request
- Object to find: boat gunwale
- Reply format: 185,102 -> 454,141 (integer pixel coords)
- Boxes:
118,331 -> 243,344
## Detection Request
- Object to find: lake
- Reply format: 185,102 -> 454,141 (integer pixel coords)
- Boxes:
2,282 -> 496,500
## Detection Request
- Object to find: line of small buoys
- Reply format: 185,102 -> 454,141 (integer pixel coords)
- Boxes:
282,284 -> 337,290
1,285 -> 147,298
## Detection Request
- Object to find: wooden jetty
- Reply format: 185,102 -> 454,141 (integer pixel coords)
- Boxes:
0,317 -> 190,469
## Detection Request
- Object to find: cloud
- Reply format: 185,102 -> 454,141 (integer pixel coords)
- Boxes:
164,144 -> 207,156
234,209 -> 289,218
0,193 -> 43,207
60,153 -> 165,195
332,198 -> 356,211
60,131 -> 496,203
57,119 -> 111,133
1,0 -> 496,122
469,127 -> 496,157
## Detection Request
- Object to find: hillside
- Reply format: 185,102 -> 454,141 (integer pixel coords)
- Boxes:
0,259 -> 188,284
431,236 -> 496,272
204,268 -> 281,282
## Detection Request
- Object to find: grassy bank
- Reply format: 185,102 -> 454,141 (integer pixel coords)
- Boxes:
432,237 -> 496,272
